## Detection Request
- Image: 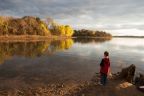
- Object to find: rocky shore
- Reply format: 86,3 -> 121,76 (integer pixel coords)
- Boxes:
0,64 -> 143,96
68,64 -> 144,96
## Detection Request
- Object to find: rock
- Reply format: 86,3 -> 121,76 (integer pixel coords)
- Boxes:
135,74 -> 144,86
120,64 -> 136,82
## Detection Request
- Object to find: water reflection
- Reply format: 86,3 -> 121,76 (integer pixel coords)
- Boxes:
73,37 -> 111,44
50,39 -> 74,52
0,39 -> 74,64
74,38 -> 144,72
0,37 -> 143,95
0,38 -> 111,64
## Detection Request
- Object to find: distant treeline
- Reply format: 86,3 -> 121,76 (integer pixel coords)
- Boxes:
0,16 -> 74,37
73,29 -> 112,38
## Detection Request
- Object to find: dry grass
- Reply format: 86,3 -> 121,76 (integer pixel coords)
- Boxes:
0,35 -> 71,42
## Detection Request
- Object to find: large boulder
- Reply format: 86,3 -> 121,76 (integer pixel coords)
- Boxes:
120,64 -> 136,82
135,74 -> 144,86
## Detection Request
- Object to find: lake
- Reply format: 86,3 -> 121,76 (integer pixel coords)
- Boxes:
0,37 -> 143,95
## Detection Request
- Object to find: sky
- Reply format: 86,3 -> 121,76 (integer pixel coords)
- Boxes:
0,0 -> 144,36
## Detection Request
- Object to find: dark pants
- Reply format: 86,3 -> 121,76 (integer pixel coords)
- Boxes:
100,73 -> 107,85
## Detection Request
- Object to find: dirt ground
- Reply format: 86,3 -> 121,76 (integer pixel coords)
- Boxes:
69,74 -> 144,96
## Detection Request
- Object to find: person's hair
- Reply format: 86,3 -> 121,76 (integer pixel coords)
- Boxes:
104,51 -> 109,56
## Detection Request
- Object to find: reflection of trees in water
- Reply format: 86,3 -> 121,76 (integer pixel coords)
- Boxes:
0,39 -> 74,64
0,41 -> 50,64
73,37 -> 112,44
0,37 -> 110,64
49,39 -> 74,53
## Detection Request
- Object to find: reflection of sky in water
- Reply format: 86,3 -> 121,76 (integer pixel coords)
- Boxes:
58,38 -> 144,73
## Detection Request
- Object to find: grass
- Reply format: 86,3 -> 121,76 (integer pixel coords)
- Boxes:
0,35 -> 72,42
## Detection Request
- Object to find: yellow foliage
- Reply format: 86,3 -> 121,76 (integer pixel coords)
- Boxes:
50,24 -> 74,36
65,25 -> 74,36
0,16 -> 51,36
40,23 -> 50,35
55,25 -> 65,35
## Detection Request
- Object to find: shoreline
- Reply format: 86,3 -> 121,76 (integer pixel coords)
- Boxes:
0,35 -> 72,42
68,64 -> 144,96
113,36 -> 144,38
0,35 -> 112,42
68,73 -> 143,96
0,65 -> 143,96
1,72 -> 142,96
73,36 -> 112,38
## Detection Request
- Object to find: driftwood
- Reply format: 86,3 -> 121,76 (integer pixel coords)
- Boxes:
120,64 -> 136,82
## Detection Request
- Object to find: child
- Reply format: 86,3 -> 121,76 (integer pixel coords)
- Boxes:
99,51 -> 110,86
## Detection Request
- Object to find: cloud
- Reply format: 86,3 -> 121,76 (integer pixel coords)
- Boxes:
0,0 -> 144,35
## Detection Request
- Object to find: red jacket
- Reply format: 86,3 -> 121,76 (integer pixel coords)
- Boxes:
100,57 -> 110,74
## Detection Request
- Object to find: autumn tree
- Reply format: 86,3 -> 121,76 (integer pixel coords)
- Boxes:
65,25 -> 74,36
0,16 -> 51,36
49,23 -> 74,36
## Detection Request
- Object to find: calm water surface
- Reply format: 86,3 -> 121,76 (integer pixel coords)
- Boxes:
0,38 -> 143,90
